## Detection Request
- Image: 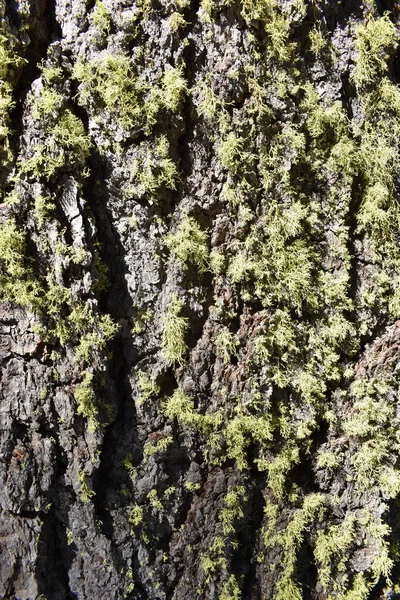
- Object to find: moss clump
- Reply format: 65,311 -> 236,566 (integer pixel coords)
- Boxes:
161,296 -> 189,365
161,66 -> 188,111
75,313 -> 118,362
218,132 -> 255,176
168,12 -> 188,31
129,503 -> 143,528
274,494 -> 326,600
194,74 -> 230,127
73,53 -> 158,133
21,108 -> 91,180
164,215 -> 209,273
143,435 -> 173,459
75,371 -> 98,431
219,486 -> 246,536
314,517 -> 358,592
131,136 -> 179,199
227,203 -> 316,315
240,0 -> 304,63
0,218 -> 42,308
147,488 -> 163,512
78,469 -> 96,503
352,14 -> 397,89
136,371 -> 160,406
73,54 -> 187,136
214,329 -> 238,363
90,0 -> 112,36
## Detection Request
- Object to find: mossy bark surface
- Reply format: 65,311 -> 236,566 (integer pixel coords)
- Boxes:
2,0 -> 400,598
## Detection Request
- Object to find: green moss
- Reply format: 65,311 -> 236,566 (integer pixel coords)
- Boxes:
314,517 -> 357,591
168,12 -> 188,31
240,0 -> 302,63
136,371 -> 160,405
301,83 -> 349,140
209,249 -> 226,275
32,88 -> 63,119
341,573 -> 371,600
3,5 -> 399,596
201,536 -> 227,583
185,481 -> 201,492
66,530 -> 74,545
165,214 -> 209,273
316,451 -> 339,471
218,574 -> 241,600
129,503 -> 143,528
261,443 -> 300,499
38,60 -> 63,85
161,67 -> 187,111
143,435 -> 173,458
147,488 -> 163,512
78,469 -> 96,503
0,218 -> 42,309
218,132 -> 254,176
73,52 -> 180,135
73,53 -> 147,130
21,109 -> 91,180
75,313 -> 118,362
123,454 -> 137,479
75,371 -> 98,431
0,218 -> 28,279
200,0 -> 215,23
161,296 -> 189,365
227,204 -> 316,314
275,494 -> 325,599
53,110 -> 91,154
219,486 -> 246,536
308,25 -> 327,55
195,75 -> 229,125
133,136 -> 179,198
352,14 -> 397,89
163,387 -> 201,429
34,195 -> 56,228
214,329 -> 238,363
90,0 -> 112,36
164,386 -> 274,471
224,410 -> 273,470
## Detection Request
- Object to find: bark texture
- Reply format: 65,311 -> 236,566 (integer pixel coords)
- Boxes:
1,0 -> 400,598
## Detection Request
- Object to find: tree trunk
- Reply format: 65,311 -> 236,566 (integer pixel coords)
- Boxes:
1,0 -> 400,598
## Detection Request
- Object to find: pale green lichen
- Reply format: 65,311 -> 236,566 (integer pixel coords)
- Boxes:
161,296 -> 189,365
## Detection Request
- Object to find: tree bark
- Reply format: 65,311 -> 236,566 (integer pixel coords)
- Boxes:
1,0 -> 400,598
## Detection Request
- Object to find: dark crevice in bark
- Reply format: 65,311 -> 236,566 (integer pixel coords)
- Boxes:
36,509 -> 78,600
7,508 -> 39,519
9,0 -> 62,151
77,146 -> 153,590
239,479 -> 265,600
34,422 -> 75,598
347,176 -> 362,306
296,540 -> 318,600
10,419 -> 30,444
322,0 -> 365,32
177,0 -> 201,180
375,0 -> 400,17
